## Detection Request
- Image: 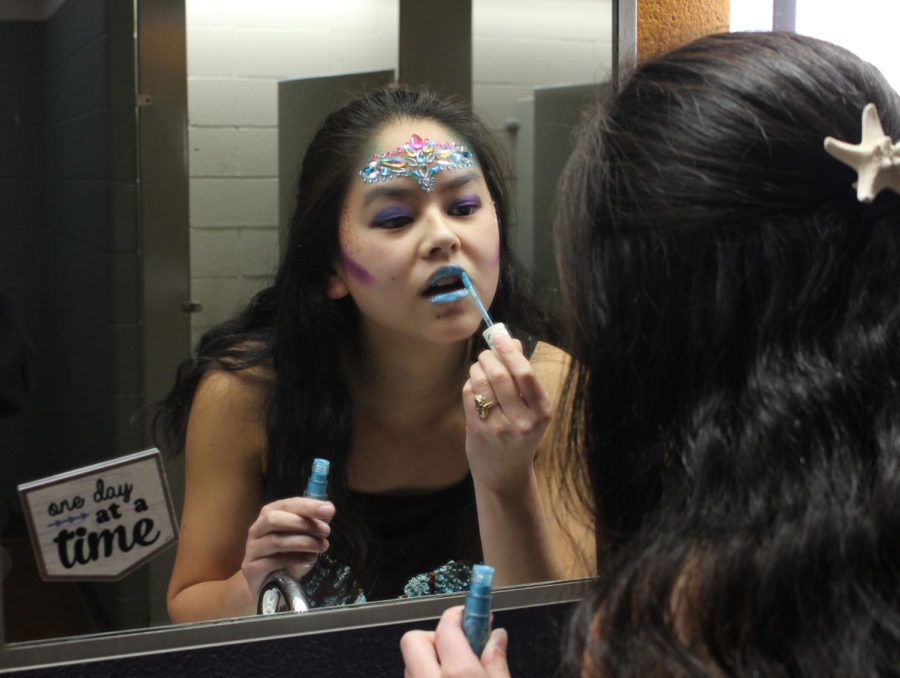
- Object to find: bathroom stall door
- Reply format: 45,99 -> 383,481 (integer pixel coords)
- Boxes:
516,83 -> 597,310
138,0 -> 191,628
278,70 -> 395,250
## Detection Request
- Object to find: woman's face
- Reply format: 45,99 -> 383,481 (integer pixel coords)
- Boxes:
330,118 -> 501,346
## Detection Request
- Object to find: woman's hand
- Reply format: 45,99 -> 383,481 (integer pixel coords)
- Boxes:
401,606 -> 510,678
240,497 -> 335,595
463,332 -> 552,493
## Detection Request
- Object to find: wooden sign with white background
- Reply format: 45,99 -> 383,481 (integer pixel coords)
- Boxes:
17,448 -> 178,581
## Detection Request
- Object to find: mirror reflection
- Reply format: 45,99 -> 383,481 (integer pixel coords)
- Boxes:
0,0 -> 613,645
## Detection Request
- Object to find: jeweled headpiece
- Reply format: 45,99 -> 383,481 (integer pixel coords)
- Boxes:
359,134 -> 474,192
824,103 -> 900,203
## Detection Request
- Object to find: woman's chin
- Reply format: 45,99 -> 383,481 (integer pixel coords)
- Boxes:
432,315 -> 483,346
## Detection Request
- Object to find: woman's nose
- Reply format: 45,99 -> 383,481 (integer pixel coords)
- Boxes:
421,210 -> 461,257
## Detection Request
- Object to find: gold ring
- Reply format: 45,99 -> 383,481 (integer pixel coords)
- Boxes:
474,393 -> 497,420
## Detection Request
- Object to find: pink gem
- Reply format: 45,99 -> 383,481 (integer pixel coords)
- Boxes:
410,134 -> 424,150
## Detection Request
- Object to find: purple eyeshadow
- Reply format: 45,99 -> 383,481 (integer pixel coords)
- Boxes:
372,207 -> 412,225
457,195 -> 482,208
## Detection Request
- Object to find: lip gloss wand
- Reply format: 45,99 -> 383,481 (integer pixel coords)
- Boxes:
460,271 -> 510,352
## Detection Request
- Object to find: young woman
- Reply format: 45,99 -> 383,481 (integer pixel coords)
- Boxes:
156,87 -> 593,623
402,31 -> 900,677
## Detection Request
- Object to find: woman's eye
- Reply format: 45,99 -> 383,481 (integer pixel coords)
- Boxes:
448,196 -> 482,217
372,208 -> 414,229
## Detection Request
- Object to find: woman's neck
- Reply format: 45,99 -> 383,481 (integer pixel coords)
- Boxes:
347,323 -> 470,428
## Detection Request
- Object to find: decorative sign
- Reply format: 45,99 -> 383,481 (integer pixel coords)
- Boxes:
18,448 -> 178,581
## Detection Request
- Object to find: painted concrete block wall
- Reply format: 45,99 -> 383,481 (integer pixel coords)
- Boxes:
637,0 -> 730,61
186,0 -> 612,345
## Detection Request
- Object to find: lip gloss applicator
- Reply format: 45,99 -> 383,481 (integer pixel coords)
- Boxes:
460,271 -> 510,352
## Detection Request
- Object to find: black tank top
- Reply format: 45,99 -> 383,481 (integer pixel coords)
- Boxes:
302,332 -> 540,606
348,473 -> 481,599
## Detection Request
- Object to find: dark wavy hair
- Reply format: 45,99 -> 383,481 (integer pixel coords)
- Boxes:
555,32 -> 900,676
153,86 -> 542,598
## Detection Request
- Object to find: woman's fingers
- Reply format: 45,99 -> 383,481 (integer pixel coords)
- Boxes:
247,499 -> 334,542
466,364 -> 500,420
253,531 -> 329,555
481,629 -> 510,677
473,339 -> 551,426
400,607 -> 510,678
248,510 -> 330,539
259,497 -> 335,525
399,630 -> 441,678
241,549 -> 321,594
242,497 -> 337,593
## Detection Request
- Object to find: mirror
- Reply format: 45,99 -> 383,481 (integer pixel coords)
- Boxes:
0,0 -> 620,655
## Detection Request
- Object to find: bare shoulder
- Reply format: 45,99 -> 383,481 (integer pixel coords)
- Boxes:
193,363 -> 273,414
529,340 -> 572,400
530,342 -> 597,577
188,363 -> 274,470
531,340 -> 575,465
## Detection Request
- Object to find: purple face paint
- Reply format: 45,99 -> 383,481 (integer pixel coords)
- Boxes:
340,245 -> 374,285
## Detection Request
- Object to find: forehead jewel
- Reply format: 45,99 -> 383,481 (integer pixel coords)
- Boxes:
359,134 -> 474,192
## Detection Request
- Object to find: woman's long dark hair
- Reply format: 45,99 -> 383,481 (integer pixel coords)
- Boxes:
153,86 -> 542,597
556,32 -> 900,676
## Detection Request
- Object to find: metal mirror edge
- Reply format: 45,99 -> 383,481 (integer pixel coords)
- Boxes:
0,578 -> 593,672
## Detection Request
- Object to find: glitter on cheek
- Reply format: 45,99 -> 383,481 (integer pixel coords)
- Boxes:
339,207 -> 363,256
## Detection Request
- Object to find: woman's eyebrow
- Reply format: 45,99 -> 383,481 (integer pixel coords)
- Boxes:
362,184 -> 417,206
438,171 -> 480,193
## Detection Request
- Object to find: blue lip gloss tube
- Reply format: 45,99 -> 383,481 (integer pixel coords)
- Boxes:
304,458 -> 330,500
462,564 -> 495,656
258,459 -> 331,615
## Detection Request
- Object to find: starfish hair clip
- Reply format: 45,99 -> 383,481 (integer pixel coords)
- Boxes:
824,103 -> 900,203
359,134 -> 474,192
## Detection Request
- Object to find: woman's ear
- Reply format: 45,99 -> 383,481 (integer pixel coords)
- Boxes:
326,265 -> 349,300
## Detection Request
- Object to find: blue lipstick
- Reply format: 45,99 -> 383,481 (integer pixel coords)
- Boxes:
426,265 -> 511,350
427,264 -> 469,304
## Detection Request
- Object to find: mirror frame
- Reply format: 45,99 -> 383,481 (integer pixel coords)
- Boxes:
0,0 -> 635,671
0,579 -> 592,673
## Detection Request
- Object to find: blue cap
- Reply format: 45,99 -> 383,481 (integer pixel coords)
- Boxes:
304,458 -> 330,500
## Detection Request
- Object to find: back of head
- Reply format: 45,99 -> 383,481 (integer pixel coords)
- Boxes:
556,32 -> 900,676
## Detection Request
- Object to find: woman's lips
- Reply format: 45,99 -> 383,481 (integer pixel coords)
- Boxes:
424,264 -> 469,304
